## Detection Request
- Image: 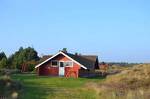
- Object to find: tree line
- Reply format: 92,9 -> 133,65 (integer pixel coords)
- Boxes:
0,47 -> 40,71
107,62 -> 140,67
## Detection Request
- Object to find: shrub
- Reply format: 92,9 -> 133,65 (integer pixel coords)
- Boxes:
0,75 -> 22,99
0,69 -> 21,76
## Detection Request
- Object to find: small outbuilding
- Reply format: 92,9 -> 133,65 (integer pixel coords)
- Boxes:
35,51 -> 99,78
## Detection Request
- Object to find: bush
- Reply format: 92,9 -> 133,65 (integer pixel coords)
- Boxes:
0,69 -> 21,76
0,75 -> 22,99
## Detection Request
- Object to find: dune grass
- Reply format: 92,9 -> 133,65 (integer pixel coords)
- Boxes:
86,64 -> 150,99
11,74 -> 103,99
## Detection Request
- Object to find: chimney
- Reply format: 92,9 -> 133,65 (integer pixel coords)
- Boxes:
61,48 -> 67,53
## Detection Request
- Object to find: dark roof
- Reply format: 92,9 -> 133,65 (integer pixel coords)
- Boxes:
66,53 -> 98,69
42,55 -> 53,60
39,55 -> 53,63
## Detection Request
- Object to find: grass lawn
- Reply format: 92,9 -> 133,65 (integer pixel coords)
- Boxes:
11,74 -> 104,99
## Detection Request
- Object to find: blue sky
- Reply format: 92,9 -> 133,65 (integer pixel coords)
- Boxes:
0,0 -> 150,63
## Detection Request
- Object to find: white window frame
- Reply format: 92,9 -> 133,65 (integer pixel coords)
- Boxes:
64,61 -> 73,67
51,60 -> 58,67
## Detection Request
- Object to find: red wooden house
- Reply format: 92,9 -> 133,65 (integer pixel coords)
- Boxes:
35,51 -> 99,78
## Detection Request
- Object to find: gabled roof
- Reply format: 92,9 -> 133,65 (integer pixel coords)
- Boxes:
35,51 -> 87,69
35,51 -> 98,69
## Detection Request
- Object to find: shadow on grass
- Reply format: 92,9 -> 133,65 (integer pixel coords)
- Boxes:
81,76 -> 106,80
12,74 -> 106,80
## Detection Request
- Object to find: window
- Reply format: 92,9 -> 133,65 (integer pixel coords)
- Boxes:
60,62 -> 64,67
51,61 -> 58,67
64,61 -> 73,67
51,61 -> 73,67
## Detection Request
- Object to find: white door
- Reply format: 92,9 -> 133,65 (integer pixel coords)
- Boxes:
59,62 -> 65,76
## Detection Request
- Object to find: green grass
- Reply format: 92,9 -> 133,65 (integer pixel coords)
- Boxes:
11,74 -> 103,99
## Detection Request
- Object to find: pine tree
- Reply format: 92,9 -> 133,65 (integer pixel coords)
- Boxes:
0,58 -> 7,69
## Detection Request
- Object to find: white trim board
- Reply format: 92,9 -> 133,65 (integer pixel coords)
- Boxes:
35,51 -> 87,69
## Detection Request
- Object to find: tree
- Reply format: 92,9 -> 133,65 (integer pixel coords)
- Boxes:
10,47 -> 40,71
7,55 -> 15,69
0,52 -> 8,69
0,58 -> 7,69
0,52 -> 7,61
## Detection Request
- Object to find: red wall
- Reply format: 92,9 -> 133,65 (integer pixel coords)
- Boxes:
38,54 -> 81,78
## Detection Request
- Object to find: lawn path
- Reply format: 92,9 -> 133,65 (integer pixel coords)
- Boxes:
12,74 -> 103,99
